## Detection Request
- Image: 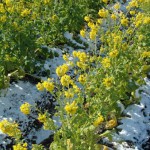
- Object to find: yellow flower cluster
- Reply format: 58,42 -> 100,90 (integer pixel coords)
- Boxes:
73,51 -> 87,62
114,3 -> 120,10
89,29 -> 97,40
102,0 -> 108,4
72,84 -> 80,93
60,74 -> 73,87
63,54 -> 69,61
64,101 -> 78,115
80,29 -> 86,37
0,15 -> 7,23
93,115 -> 104,127
20,102 -> 31,115
101,58 -> 111,68
36,78 -> 54,92
0,119 -> 21,139
37,113 -> 55,130
44,0 -> 50,4
111,14 -> 117,20
36,82 -> 45,91
105,117 -> 117,129
141,51 -> 150,58
103,77 -> 113,88
128,0 -> 138,8
121,17 -> 129,26
66,139 -> 73,150
84,16 -> 90,22
51,14 -> 58,21
134,12 -> 144,27
0,3 -> 6,13
143,16 -> 150,24
109,49 -> 119,58
13,143 -> 27,150
64,89 -> 74,99
73,51 -> 88,69
21,9 -> 31,17
98,8 -> 108,18
87,21 -> 98,40
130,10 -> 136,15
97,18 -> 103,24
43,80 -> 54,92
38,113 -> 47,123
78,74 -> 86,84
56,64 -> 69,77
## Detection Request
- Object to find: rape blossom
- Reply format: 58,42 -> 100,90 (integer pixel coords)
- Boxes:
20,102 -> 31,115
65,101 -> 78,115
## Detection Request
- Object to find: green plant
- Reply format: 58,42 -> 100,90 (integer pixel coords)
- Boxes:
0,0 -> 105,89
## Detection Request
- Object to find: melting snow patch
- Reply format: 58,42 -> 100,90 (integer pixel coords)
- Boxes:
113,78 -> 150,149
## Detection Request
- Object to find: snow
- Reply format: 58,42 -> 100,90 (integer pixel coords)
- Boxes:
113,78 -> 150,149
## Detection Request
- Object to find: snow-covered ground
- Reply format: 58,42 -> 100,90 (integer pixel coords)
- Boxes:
113,78 -> 150,150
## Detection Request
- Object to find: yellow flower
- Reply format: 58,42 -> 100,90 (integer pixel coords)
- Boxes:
103,77 -> 113,88
63,54 -> 69,61
93,115 -> 104,127
21,9 -> 31,17
98,8 -> 108,18
84,16 -> 90,22
130,10 -> 135,15
101,58 -> 111,68
44,0 -> 50,4
114,3 -> 120,10
109,50 -> 119,58
121,17 -> 128,26
37,113 -> 47,123
13,143 -> 28,150
143,17 -> 150,24
64,101 -> 78,115
88,22 -> 95,28
5,0 -> 11,6
60,74 -> 72,87
97,19 -> 103,24
0,15 -> 7,23
42,80 -> 54,92
56,64 -> 69,77
77,51 -> 87,62
20,102 -> 31,115
113,35 -> 122,44
0,119 -> 21,139
103,145 -> 109,150
122,43 -> 128,51
0,4 -> 6,13
52,14 -> 58,21
73,84 -> 80,93
138,35 -> 144,41
135,20 -> 142,28
36,82 -> 45,91
111,14 -> 117,20
128,0 -> 138,8
7,6 -> 14,13
102,0 -> 108,4
67,139 -> 73,150
64,89 -> 74,99
72,51 -> 78,57
141,51 -> 150,58
80,29 -> 86,37
105,118 -> 117,129
90,31 -> 97,40
78,74 -> 86,84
